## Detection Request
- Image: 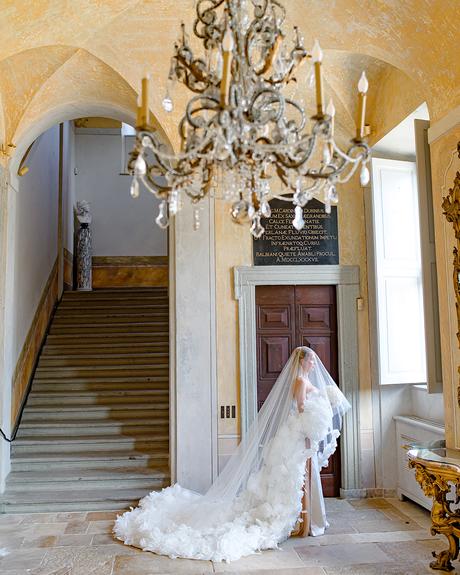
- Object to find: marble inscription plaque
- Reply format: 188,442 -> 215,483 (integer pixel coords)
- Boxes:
253,198 -> 339,265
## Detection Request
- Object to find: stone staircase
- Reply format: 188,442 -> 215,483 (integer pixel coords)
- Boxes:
1,288 -> 170,513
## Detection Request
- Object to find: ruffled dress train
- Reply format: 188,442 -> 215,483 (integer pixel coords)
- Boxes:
114,392 -> 336,562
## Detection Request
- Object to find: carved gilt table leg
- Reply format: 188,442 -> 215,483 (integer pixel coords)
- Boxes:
409,460 -> 460,571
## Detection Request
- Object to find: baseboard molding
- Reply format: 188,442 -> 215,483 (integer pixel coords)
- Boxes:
92,256 -> 168,288
63,248 -> 73,291
11,259 -> 59,421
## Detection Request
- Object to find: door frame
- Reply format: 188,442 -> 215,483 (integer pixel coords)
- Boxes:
234,264 -> 361,494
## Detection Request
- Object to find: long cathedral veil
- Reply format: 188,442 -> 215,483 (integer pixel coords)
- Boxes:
114,347 -> 350,559
205,346 -> 350,503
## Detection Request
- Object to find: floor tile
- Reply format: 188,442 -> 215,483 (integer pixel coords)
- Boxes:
86,520 -> 114,534
39,544 -> 136,575
217,569 -> 326,575
113,552 -> 214,573
323,562 -> 435,574
64,520 -> 89,535
86,511 -> 120,521
55,533 -> 93,547
213,549 -> 306,572
294,542 -> 391,567
22,535 -> 58,548
0,547 -> 47,570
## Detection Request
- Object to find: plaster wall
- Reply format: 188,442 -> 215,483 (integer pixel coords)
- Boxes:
9,126 -> 59,367
74,131 -> 167,257
62,121 -> 76,255
0,126 -> 59,490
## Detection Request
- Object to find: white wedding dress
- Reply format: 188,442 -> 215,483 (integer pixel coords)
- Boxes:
114,347 -> 350,562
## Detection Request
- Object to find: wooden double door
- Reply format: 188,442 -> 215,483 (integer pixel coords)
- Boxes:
255,285 -> 340,497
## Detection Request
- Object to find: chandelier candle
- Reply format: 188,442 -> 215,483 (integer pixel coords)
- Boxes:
221,26 -> 234,106
129,0 -> 370,237
141,74 -> 150,128
356,71 -> 369,141
312,40 -> 324,118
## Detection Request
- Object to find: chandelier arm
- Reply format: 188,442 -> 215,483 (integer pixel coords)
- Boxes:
272,133 -> 317,170
283,98 -> 307,132
175,53 -> 215,94
141,170 -> 171,198
249,88 -> 285,125
194,0 -> 226,46
185,94 -> 220,129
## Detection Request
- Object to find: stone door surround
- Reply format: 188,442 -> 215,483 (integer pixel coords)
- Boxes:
234,265 -> 361,494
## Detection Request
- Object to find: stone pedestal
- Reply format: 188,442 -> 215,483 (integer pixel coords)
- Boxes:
76,222 -> 92,291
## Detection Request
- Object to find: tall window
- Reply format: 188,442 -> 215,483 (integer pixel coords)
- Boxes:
371,158 -> 427,385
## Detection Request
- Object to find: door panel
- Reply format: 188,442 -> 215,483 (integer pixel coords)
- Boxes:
255,284 -> 340,496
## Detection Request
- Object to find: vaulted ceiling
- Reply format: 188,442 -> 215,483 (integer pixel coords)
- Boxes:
0,0 -> 458,159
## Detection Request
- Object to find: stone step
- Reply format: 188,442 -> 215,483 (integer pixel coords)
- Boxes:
57,305 -> 169,315
41,344 -> 169,356
62,289 -> 168,298
49,322 -> 169,335
0,488 -> 157,513
16,421 -> 168,437
22,405 -> 169,421
27,390 -> 169,406
53,312 -> 169,324
37,353 -> 169,367
45,333 -> 169,344
12,436 -> 169,455
59,302 -> 169,310
63,288 -> 167,295
11,450 -> 168,472
34,366 -> 169,379
32,380 -> 169,392
5,466 -> 169,492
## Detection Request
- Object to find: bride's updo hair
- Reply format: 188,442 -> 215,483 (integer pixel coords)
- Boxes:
297,346 -> 313,361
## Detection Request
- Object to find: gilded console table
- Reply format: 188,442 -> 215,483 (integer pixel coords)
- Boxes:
408,445 -> 460,571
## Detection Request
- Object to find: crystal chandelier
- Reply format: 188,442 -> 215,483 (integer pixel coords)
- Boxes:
129,0 -> 370,238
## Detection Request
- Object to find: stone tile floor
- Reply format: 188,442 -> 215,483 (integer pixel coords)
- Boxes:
0,498 -> 455,575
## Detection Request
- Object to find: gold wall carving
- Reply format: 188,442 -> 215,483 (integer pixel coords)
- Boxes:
12,258 -> 59,422
441,141 -> 460,407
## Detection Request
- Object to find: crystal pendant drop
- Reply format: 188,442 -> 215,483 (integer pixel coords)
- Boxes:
231,200 -> 249,223
162,92 -> 173,113
193,206 -> 200,230
169,189 -> 179,215
250,215 -> 265,239
261,201 -> 271,218
323,145 -> 332,165
292,205 -> 305,231
360,164 -> 370,186
155,201 -> 169,229
328,184 -> 338,204
325,201 -> 332,214
134,154 -> 147,176
130,177 -> 140,199
247,203 -> 256,219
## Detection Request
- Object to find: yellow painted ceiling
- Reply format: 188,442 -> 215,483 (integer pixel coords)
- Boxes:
0,0 -> 459,159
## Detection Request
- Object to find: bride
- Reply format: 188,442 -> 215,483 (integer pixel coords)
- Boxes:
114,346 -> 350,562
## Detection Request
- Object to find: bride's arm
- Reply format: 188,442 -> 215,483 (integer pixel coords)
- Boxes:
293,377 -> 306,413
